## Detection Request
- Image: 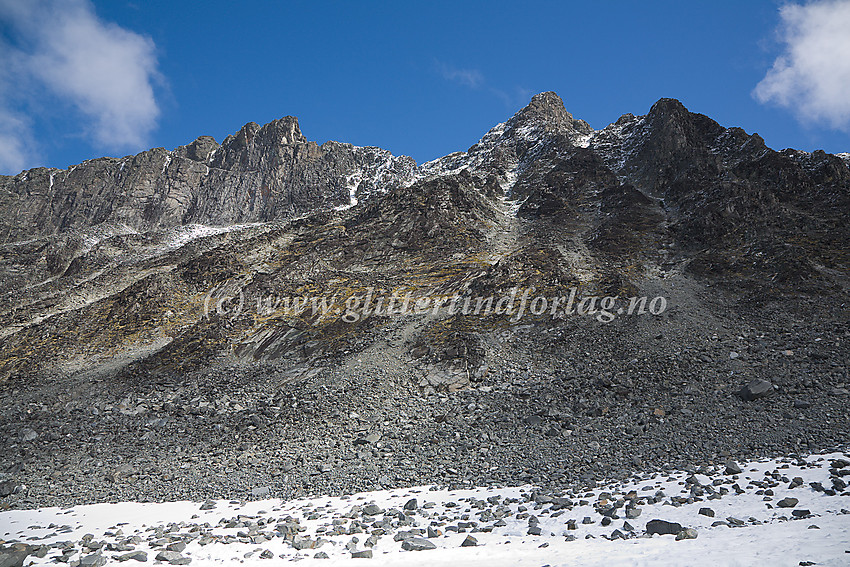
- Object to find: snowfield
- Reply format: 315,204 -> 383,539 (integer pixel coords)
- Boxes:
1,451 -> 848,566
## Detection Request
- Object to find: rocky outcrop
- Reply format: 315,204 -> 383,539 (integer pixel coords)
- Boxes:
0,116 -> 416,241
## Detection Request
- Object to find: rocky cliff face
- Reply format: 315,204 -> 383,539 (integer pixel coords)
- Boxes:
0,116 -> 416,242
0,92 -> 847,387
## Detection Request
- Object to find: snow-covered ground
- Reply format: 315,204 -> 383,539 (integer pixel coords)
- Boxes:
2,451 -> 848,566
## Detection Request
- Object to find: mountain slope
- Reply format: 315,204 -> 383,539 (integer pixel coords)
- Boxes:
0,93 -> 847,511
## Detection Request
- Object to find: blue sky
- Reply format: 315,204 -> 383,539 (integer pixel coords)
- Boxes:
1,0 -> 849,174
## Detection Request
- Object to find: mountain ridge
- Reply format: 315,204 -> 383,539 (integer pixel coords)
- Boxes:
1,92 -> 848,386
5,91 -> 846,244
0,92 -> 848,512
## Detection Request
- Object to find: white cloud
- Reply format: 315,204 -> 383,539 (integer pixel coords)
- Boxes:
754,0 -> 850,130
0,0 -> 161,173
434,60 -> 531,108
0,109 -> 37,173
436,61 -> 484,88
490,86 -> 535,109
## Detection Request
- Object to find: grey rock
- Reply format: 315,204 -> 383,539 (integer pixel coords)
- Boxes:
460,535 -> 478,547
0,547 -> 30,567
675,528 -> 698,540
19,428 -> 37,442
79,554 -> 107,567
0,480 -> 22,497
625,507 -> 642,519
154,551 -> 191,565
737,379 -> 773,401
1,90 -> 849,524
365,432 -> 381,444
777,497 -> 799,508
698,507 -> 715,517
420,91 -> 592,187
350,549 -> 373,558
115,551 -> 148,562
251,486 -> 270,498
362,504 -> 384,516
108,464 -> 136,483
0,118 -> 416,242
291,535 -> 315,550
401,538 -> 437,551
725,460 -> 743,475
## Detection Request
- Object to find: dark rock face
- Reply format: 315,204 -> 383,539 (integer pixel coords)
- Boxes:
591,99 -> 850,294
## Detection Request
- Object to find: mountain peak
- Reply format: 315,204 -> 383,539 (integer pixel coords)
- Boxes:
263,115 -> 306,146
507,91 -> 593,139
221,115 -> 306,150
648,97 -> 688,117
528,91 -> 568,112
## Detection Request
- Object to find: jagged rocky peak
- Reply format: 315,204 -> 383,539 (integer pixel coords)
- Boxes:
176,135 -> 219,162
641,97 -> 768,155
0,113 -> 416,240
222,115 -> 306,149
643,97 -> 730,150
589,95 -> 777,191
503,91 -> 593,140
646,97 -> 688,120
419,91 -> 595,189
210,116 -> 314,170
